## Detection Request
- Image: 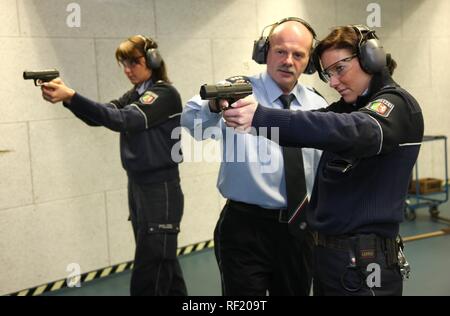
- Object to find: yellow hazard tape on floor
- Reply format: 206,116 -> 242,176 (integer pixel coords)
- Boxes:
7,239 -> 214,297
51,280 -> 65,292
100,267 -> 113,278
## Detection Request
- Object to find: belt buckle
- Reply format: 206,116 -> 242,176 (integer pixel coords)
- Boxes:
278,209 -> 289,223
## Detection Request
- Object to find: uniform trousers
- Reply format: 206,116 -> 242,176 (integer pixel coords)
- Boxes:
128,178 -> 187,296
214,200 -> 313,296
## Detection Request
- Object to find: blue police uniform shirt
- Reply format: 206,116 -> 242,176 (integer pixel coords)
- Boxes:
181,72 -> 328,209
136,79 -> 153,95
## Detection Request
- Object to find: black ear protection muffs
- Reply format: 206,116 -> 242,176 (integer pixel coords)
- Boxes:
134,35 -> 162,69
313,25 -> 387,82
352,25 -> 387,74
312,48 -> 327,82
252,17 -> 317,74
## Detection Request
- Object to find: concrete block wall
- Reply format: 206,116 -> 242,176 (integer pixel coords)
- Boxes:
0,0 -> 448,295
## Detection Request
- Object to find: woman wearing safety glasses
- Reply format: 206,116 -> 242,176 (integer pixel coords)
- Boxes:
222,25 -> 424,296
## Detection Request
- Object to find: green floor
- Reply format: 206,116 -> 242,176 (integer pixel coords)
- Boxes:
44,201 -> 450,296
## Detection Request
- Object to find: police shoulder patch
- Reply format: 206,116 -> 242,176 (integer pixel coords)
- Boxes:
365,99 -> 395,117
139,91 -> 159,105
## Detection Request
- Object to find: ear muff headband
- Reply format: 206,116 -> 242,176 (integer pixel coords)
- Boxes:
130,35 -> 162,69
252,17 -> 317,74
351,25 -> 387,74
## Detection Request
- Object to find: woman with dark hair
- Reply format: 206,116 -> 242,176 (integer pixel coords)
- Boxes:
223,25 -> 424,296
41,35 -> 187,296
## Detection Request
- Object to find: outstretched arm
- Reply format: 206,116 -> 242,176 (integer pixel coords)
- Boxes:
223,93 -> 422,159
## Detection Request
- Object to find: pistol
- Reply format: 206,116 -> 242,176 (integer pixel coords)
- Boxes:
23,69 -> 60,86
200,82 -> 253,107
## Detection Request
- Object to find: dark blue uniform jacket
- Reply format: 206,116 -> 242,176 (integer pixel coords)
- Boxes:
63,80 -> 183,184
252,70 -> 424,238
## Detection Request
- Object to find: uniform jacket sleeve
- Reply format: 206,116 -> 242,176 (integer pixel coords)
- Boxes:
180,95 -> 223,141
252,92 -> 423,159
63,83 -> 182,133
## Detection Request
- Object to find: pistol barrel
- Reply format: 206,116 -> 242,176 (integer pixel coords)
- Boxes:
23,69 -> 60,86
23,69 -> 59,80
200,82 -> 252,100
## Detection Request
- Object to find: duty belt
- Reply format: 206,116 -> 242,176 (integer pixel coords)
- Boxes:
312,232 -> 399,267
227,200 -> 289,223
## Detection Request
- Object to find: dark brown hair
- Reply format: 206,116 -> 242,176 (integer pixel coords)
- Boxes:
115,35 -> 171,83
314,26 -> 397,75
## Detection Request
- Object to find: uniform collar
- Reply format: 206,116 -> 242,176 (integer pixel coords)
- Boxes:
261,71 -> 306,107
353,68 -> 398,108
136,79 -> 153,95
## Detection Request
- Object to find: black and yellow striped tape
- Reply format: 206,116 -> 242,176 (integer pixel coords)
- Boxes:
8,239 -> 214,296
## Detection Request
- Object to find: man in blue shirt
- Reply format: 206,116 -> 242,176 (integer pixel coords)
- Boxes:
181,18 -> 327,295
